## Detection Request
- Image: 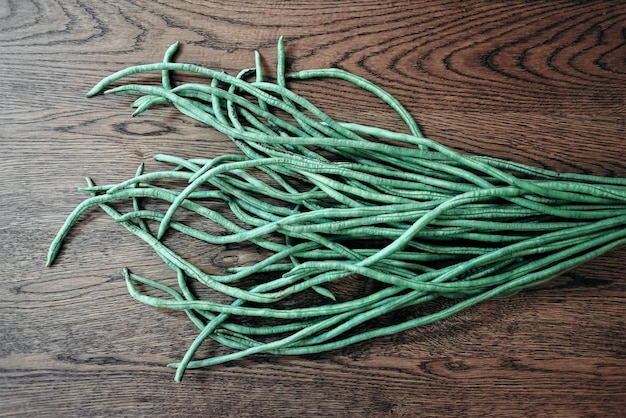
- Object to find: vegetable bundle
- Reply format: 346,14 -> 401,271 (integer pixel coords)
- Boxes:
47,38 -> 626,381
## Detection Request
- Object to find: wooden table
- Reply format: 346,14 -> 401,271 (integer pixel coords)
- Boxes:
2,1 -> 625,416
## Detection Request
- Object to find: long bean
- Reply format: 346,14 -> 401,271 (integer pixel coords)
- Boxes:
47,39 -> 626,381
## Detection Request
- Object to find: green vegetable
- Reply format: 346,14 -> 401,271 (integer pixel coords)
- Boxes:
47,38 -> 626,381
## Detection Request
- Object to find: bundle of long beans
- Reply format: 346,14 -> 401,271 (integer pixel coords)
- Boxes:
47,38 -> 626,381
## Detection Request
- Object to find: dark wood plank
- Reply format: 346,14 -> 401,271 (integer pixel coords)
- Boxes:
1,1 -> 624,416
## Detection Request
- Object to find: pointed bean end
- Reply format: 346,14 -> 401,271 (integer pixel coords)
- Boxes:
166,41 -> 180,54
156,225 -> 166,241
85,86 -> 100,97
45,248 -> 57,267
174,365 -> 187,382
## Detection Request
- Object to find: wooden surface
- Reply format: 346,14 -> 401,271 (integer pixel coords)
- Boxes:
1,1 -> 625,416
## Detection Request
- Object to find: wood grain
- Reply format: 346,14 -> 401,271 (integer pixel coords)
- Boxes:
1,1 -> 625,417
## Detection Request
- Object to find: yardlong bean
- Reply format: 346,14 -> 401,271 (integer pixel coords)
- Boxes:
47,39 -> 626,381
